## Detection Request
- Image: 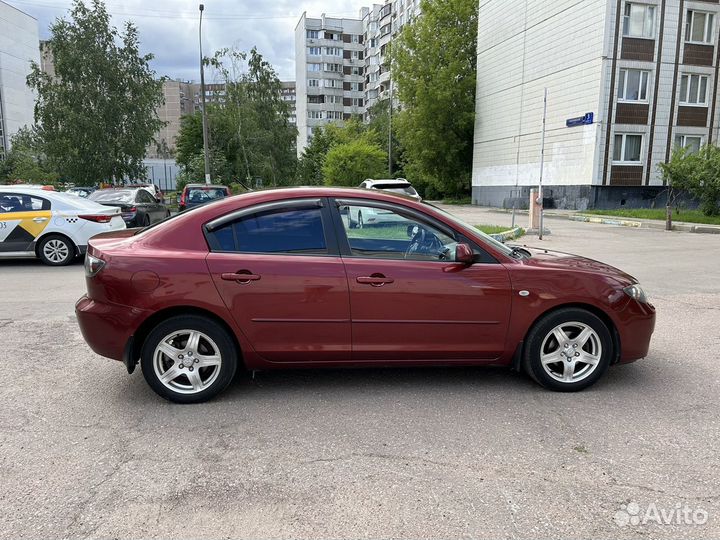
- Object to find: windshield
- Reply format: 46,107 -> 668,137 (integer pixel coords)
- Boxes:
187,188 -> 226,203
374,184 -> 418,196
90,190 -> 135,204
427,203 -> 516,256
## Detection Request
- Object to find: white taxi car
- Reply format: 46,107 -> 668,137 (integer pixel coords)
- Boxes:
0,186 -> 126,266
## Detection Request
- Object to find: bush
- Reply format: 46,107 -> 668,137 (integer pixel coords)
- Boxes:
660,145 -> 720,216
322,140 -> 388,187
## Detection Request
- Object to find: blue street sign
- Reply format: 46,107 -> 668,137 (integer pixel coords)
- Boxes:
566,112 -> 594,128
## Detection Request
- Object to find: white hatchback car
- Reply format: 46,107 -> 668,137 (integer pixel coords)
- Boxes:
0,186 -> 126,265
349,179 -> 422,229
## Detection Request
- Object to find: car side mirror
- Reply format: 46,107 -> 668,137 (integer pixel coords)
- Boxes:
455,243 -> 474,265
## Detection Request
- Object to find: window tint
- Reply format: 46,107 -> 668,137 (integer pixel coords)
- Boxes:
137,190 -> 154,203
338,203 -> 457,261
210,207 -> 328,255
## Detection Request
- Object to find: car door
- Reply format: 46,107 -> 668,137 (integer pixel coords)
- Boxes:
205,198 -> 351,363
136,190 -> 158,222
332,199 -> 512,362
0,192 -> 52,253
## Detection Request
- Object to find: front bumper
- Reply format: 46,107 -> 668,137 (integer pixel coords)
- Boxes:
75,295 -> 150,362
616,298 -> 656,363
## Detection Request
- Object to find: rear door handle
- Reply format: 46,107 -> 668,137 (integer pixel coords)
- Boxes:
357,275 -> 394,287
33,217 -> 48,223
221,271 -> 261,284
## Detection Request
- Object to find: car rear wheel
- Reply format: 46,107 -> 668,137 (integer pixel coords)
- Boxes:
522,308 -> 612,392
37,234 -> 75,266
140,315 -> 238,403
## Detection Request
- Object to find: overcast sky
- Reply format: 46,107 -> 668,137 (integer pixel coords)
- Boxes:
6,0 -> 368,82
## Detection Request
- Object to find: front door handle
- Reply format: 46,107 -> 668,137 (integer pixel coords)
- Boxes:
33,217 -> 48,223
357,274 -> 394,287
221,271 -> 261,284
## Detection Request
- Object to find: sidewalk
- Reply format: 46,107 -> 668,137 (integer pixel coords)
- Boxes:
485,207 -> 720,234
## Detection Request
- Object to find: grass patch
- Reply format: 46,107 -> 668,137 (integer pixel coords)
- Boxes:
582,208 -> 720,225
441,196 -> 472,205
475,224 -> 512,235
345,224 -> 408,240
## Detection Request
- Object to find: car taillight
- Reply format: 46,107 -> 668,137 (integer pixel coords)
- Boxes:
180,192 -> 186,206
79,214 -> 113,223
85,253 -> 106,277
121,207 -> 137,220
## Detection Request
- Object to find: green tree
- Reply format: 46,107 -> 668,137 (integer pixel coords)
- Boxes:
0,127 -> 59,184
322,140 -> 388,187
26,0 -> 164,185
660,145 -> 720,217
392,0 -> 478,197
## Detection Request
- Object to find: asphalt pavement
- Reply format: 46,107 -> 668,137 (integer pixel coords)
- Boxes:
1,206 -> 719,539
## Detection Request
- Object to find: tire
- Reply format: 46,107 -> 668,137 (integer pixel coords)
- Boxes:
140,315 -> 238,403
37,234 -> 75,266
522,308 -> 612,392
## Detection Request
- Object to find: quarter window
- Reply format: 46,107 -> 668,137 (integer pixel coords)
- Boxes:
623,3 -> 656,38
209,206 -> 328,255
618,69 -> 650,101
679,74 -> 709,105
686,10 -> 715,44
613,134 -> 643,163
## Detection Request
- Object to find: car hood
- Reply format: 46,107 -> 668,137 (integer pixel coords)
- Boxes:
518,247 -> 637,285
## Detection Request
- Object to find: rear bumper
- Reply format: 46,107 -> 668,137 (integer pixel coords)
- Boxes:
75,295 -> 149,362
616,299 -> 656,364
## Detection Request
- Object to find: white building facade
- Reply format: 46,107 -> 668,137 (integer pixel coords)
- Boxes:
0,1 -> 40,159
473,0 -> 720,210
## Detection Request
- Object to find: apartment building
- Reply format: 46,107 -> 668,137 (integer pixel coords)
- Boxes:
145,79 -> 194,159
295,13 -> 366,155
281,80 -> 297,125
295,1 -> 422,155
473,0 -> 720,210
0,1 -> 40,159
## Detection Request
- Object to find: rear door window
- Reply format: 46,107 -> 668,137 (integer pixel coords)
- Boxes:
208,205 -> 329,255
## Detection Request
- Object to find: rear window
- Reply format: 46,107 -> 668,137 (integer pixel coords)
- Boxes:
90,190 -> 135,204
187,188 -> 227,203
208,206 -> 327,255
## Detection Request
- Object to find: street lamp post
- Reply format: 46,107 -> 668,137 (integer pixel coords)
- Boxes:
199,3 -> 211,185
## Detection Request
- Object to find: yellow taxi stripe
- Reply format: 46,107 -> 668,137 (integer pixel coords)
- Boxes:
0,211 -> 52,220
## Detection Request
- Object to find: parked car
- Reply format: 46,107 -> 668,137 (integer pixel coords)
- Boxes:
76,187 -> 656,403
66,187 -> 96,198
0,186 -> 125,265
89,188 -> 170,227
126,183 -> 163,202
178,184 -> 231,212
359,178 -> 421,201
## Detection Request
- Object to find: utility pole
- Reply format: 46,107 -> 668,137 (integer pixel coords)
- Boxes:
388,78 -> 393,176
538,88 -> 547,240
199,4 -> 211,185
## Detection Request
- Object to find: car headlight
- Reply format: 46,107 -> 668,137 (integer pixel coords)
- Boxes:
623,284 -> 648,303
84,253 -> 106,277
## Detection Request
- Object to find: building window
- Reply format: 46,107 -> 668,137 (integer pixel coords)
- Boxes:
307,30 -> 319,39
324,79 -> 342,89
623,3 -> 656,38
618,69 -> 650,101
308,47 -> 321,56
613,134 -> 643,163
308,63 -> 321,72
679,74 -> 709,105
686,10 -> 715,44
675,135 -> 703,154
308,79 -> 320,88
308,110 -> 324,119
325,47 -> 342,56
324,63 -> 342,72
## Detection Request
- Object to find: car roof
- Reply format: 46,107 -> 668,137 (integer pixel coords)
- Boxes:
186,183 -> 229,189
364,178 -> 412,186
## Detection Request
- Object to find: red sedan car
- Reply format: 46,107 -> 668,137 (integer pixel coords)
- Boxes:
76,188 -> 655,403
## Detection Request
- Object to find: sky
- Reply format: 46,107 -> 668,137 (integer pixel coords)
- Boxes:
6,0 -> 368,82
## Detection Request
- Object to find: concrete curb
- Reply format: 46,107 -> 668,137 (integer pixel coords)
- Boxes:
489,226 -> 525,242
487,208 -> 720,234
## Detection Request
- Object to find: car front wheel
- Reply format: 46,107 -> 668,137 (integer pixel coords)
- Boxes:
523,308 -> 612,392
140,315 -> 238,403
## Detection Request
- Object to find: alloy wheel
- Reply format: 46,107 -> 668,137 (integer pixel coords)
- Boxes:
539,322 -> 602,383
153,329 -> 222,394
43,239 -> 70,263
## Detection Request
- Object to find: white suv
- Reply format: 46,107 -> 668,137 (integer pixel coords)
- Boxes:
0,186 -> 126,265
359,178 -> 422,201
